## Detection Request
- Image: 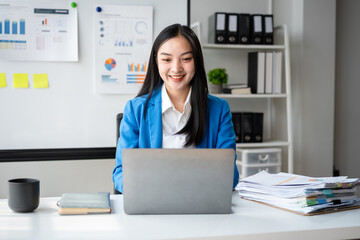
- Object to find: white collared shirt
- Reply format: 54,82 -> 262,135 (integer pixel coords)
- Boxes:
161,84 -> 192,148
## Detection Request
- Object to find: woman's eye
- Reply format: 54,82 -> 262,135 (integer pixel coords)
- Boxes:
161,58 -> 171,62
182,57 -> 192,62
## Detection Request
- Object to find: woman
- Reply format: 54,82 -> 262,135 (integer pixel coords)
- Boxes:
113,24 -> 239,193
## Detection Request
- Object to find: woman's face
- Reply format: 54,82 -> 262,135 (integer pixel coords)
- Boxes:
157,35 -> 195,96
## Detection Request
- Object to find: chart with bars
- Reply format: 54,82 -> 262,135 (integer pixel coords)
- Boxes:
126,61 -> 147,83
0,18 -> 27,50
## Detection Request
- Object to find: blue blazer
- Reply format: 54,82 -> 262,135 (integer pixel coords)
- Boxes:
113,87 -> 239,193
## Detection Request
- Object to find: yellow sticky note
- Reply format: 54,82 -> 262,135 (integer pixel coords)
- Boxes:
13,73 -> 29,88
0,73 -> 6,88
33,74 -> 49,88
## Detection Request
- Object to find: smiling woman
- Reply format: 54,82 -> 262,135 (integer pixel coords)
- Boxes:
112,24 -> 239,193
157,35 -> 196,108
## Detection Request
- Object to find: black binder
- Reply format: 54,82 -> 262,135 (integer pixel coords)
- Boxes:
226,13 -> 239,44
208,12 -> 227,44
248,52 -> 258,94
238,14 -> 251,44
232,112 -> 242,143
241,112 -> 253,143
251,14 -> 263,44
263,15 -> 274,44
248,52 -> 265,94
253,112 -> 264,142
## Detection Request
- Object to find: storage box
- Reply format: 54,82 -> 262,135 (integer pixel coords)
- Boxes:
236,148 -> 281,179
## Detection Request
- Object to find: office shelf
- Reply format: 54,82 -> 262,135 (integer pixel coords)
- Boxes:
213,94 -> 288,99
236,141 -> 290,148
203,43 -> 285,50
203,25 -> 293,173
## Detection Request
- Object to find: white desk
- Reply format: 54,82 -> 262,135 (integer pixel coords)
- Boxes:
1,192 -> 360,240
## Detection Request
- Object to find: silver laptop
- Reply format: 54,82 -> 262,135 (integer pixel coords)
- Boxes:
122,148 -> 235,215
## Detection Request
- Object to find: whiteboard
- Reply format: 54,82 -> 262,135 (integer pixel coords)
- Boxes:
0,0 -> 187,150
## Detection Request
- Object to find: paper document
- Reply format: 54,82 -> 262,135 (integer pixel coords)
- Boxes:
236,171 -> 360,215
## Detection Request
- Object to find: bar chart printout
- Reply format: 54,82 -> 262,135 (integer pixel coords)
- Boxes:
94,5 -> 153,94
0,1 -> 78,61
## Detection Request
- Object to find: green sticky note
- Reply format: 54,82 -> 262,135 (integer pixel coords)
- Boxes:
13,73 -> 29,88
33,74 -> 49,88
0,73 -> 6,88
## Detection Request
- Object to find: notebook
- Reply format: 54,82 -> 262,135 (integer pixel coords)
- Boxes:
57,192 -> 111,215
122,148 -> 235,215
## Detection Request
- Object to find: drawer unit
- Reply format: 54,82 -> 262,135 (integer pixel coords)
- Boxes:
236,164 -> 281,179
236,148 -> 281,179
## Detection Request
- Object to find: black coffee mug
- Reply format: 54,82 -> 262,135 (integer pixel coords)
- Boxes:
8,178 -> 40,213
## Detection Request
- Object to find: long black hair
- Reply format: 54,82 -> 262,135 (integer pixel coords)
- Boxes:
137,23 -> 208,147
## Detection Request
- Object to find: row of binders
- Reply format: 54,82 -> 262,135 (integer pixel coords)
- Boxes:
248,51 -> 282,94
232,112 -> 263,143
236,171 -> 360,215
209,13 -> 274,45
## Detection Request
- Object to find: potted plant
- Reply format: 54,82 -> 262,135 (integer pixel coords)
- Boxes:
207,68 -> 228,93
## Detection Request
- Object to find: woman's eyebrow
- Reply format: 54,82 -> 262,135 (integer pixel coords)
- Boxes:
159,51 -> 193,56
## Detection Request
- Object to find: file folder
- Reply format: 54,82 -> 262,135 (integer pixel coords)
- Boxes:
253,112 -> 264,142
251,14 -> 263,44
263,15 -> 274,44
273,52 -> 282,94
232,112 -> 242,143
265,52 -> 273,94
208,12 -> 227,44
241,112 -> 253,143
248,52 -> 265,94
226,13 -> 239,44
238,14 -> 251,44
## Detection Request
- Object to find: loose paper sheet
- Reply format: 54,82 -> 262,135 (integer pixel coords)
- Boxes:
0,1 -> 78,61
94,5 -> 153,94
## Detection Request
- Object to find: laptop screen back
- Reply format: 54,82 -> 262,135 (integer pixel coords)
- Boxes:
122,148 -> 235,214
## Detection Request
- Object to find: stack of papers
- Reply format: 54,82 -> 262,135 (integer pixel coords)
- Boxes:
235,171 -> 360,215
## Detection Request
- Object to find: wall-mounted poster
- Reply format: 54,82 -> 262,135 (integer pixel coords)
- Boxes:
94,5 -> 153,94
0,1 -> 78,62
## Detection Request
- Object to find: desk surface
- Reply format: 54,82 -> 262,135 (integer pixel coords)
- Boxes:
1,192 -> 360,240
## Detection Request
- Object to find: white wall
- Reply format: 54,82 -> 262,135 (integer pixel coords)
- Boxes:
0,0 -> 340,198
0,0 -> 187,198
274,0 -> 336,177
0,159 -> 115,198
334,0 -> 360,178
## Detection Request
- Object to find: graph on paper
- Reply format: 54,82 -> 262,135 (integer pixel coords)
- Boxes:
95,5 -> 153,94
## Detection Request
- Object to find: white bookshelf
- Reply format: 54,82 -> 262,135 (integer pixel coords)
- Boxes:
203,25 -> 294,173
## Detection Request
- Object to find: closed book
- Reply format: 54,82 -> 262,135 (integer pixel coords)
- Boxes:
273,52 -> 282,94
224,83 -> 248,89
265,52 -> 273,94
231,87 -> 251,94
248,52 -> 265,94
57,192 -> 111,215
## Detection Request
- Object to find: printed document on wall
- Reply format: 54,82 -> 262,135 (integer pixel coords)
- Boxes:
0,1 -> 78,61
94,5 -> 153,94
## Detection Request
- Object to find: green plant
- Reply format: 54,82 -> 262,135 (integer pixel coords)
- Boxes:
207,68 -> 228,85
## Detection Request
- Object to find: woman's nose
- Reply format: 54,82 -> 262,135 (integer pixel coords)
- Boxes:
171,59 -> 183,72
